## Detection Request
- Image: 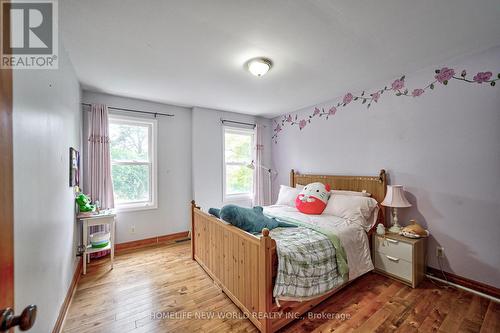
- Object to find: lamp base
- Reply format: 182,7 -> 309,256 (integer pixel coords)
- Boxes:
388,207 -> 402,234
388,224 -> 402,234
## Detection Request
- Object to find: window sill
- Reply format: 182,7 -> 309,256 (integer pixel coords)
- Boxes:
223,195 -> 253,204
115,203 -> 158,213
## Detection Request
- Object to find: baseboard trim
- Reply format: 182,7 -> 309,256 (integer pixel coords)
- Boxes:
427,266 -> 500,299
116,231 -> 189,253
52,256 -> 82,333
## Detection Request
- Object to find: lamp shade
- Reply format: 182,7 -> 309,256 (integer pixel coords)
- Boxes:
381,185 -> 412,208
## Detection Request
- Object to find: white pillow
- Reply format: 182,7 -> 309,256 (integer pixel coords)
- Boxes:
323,195 -> 379,231
331,189 -> 371,197
365,205 -> 380,231
299,185 -> 371,197
276,185 -> 300,207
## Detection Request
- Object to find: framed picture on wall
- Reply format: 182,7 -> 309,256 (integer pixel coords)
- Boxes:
69,147 -> 80,187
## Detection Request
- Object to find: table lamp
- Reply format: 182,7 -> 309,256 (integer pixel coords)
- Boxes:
381,185 -> 412,233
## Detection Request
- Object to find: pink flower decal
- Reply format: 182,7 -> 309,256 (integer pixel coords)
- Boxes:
391,79 -> 405,91
473,72 -> 492,83
435,67 -> 455,83
343,93 -> 353,104
299,120 -> 307,130
271,66 -> 497,144
411,88 -> 424,97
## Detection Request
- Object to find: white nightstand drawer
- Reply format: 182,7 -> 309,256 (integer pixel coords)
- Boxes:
374,235 -> 412,262
374,251 -> 412,282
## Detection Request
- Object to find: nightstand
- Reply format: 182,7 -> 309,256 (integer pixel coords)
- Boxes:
372,233 -> 426,288
77,212 -> 116,275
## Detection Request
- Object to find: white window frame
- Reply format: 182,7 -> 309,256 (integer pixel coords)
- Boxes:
109,114 -> 158,212
222,126 -> 255,202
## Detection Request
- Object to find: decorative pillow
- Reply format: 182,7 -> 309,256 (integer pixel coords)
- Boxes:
276,185 -> 300,207
295,182 -> 331,215
331,189 -> 371,197
323,195 -> 379,231
296,184 -> 305,190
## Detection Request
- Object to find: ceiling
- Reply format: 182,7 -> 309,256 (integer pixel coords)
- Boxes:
61,0 -> 500,118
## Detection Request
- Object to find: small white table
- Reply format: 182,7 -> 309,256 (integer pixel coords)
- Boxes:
77,211 -> 116,275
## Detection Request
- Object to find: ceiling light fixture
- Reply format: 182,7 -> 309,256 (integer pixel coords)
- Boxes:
246,57 -> 273,77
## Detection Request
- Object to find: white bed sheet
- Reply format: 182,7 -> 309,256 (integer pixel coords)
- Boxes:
264,205 -> 374,281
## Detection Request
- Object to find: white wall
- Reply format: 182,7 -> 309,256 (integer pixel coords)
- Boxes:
192,107 -> 273,211
271,46 -> 500,288
82,92 -> 192,243
13,46 -> 81,333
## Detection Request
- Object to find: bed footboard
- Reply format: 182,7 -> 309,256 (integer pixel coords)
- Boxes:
191,201 -> 274,332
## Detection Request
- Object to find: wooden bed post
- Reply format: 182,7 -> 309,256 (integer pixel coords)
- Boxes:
289,169 -> 295,187
379,169 -> 386,184
191,200 -> 197,260
259,228 -> 272,333
378,170 -> 387,227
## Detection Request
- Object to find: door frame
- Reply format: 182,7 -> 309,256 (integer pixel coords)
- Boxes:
0,0 -> 14,310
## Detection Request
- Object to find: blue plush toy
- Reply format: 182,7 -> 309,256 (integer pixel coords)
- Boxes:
208,204 -> 296,234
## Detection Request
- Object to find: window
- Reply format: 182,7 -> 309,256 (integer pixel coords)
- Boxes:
109,115 -> 157,211
223,126 -> 254,201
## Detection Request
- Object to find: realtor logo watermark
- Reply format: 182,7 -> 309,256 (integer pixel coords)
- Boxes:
1,0 -> 58,69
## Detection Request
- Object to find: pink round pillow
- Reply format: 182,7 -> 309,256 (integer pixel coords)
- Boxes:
295,182 -> 331,215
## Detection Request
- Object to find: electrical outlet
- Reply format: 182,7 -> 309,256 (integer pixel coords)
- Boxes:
130,225 -> 136,234
436,247 -> 445,258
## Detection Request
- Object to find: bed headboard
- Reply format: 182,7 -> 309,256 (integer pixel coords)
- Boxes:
290,169 -> 387,204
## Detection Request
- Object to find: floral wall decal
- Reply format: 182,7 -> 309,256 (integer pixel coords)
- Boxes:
272,67 -> 499,143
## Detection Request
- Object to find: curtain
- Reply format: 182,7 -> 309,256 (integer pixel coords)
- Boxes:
83,104 -> 114,258
253,124 -> 265,206
84,104 -> 114,209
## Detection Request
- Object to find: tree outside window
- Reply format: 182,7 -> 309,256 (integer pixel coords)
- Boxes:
223,127 -> 254,200
109,115 -> 157,210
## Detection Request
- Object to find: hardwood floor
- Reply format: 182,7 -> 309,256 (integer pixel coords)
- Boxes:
63,242 -> 499,333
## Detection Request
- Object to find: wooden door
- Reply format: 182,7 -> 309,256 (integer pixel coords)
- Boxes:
0,24 -> 14,314
1,4 -> 36,331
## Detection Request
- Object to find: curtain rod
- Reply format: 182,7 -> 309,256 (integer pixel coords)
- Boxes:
81,103 -> 174,117
221,119 -> 256,128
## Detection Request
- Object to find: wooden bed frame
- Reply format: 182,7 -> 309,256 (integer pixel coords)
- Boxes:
191,169 -> 387,333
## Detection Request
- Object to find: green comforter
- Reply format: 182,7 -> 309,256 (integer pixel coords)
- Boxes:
265,211 -> 349,301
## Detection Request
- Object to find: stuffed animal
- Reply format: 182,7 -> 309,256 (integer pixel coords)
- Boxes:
295,182 -> 331,215
400,220 -> 429,238
208,205 -> 296,234
76,193 -> 96,212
